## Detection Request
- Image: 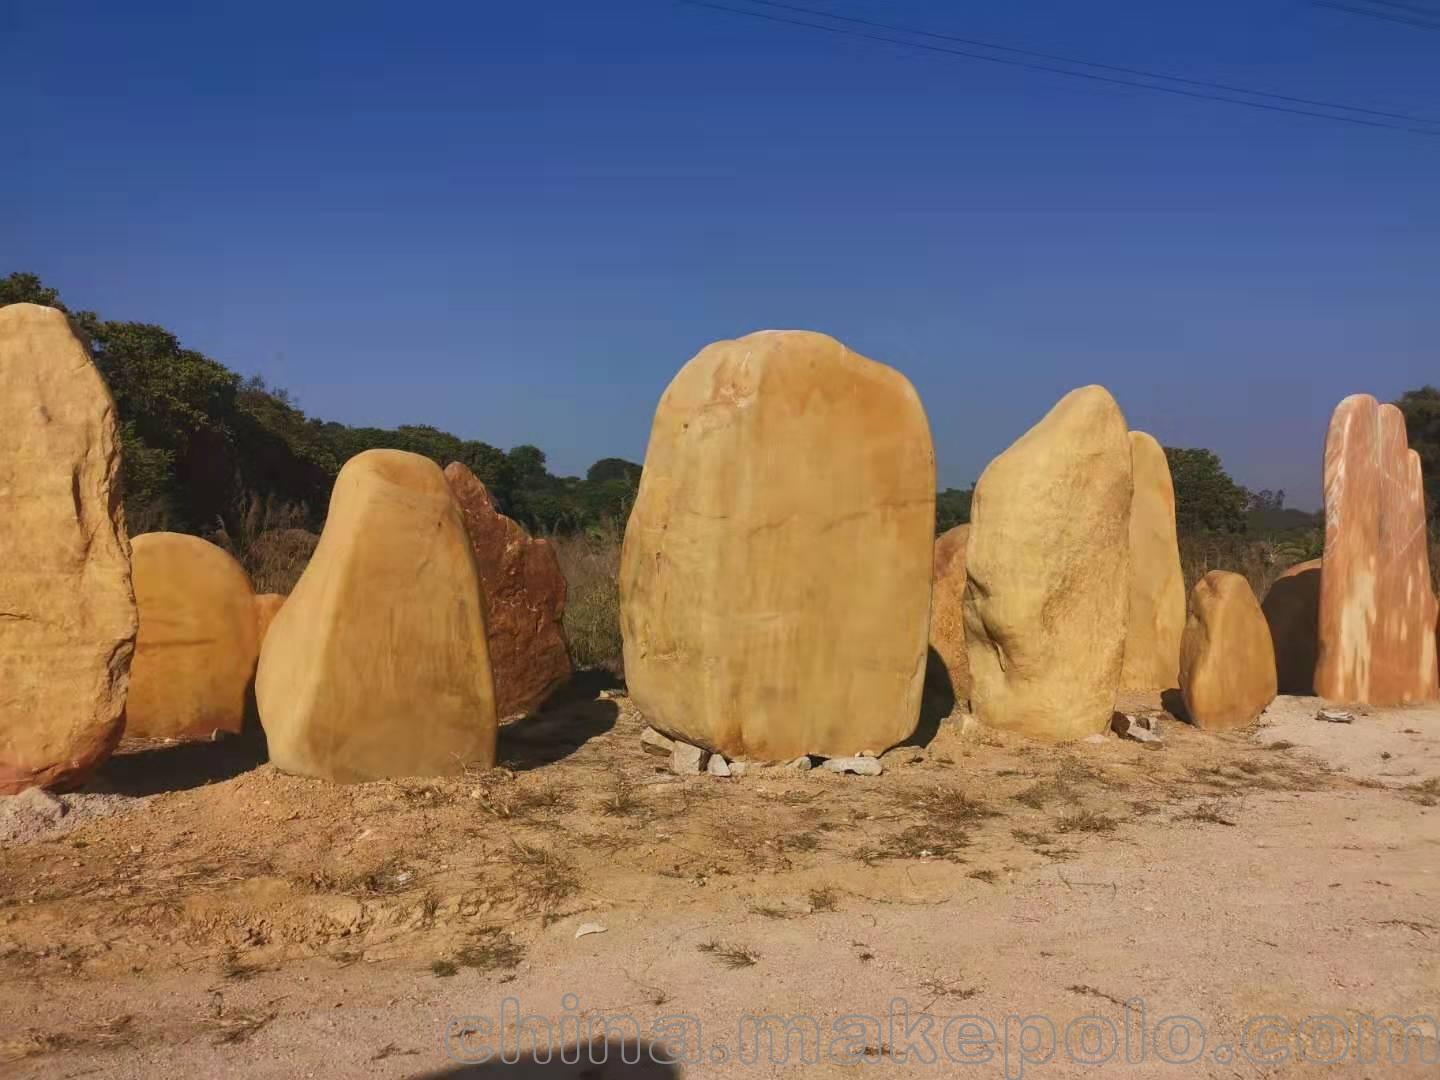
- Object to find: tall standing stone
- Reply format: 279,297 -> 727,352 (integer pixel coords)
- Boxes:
1119,431 -> 1186,691
1180,571 -> 1277,730
1263,558 -> 1321,695
620,331 -> 935,762
964,386 -> 1131,740
929,524 -> 971,706
0,304 -> 137,793
1315,395 -> 1438,705
125,533 -> 259,739
443,463 -> 571,718
254,450 -> 497,782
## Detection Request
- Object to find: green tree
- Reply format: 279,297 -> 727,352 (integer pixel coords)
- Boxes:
935,487 -> 973,534
1395,386 -> 1440,526
1164,447 -> 1249,535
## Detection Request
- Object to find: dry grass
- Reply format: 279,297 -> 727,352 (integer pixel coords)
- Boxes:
507,841 -> 581,921
808,887 -> 839,912
208,493 -> 317,594
697,940 -> 760,969
552,523 -> 624,674
1053,810 -> 1119,834
1180,802 -> 1238,826
453,927 -> 526,971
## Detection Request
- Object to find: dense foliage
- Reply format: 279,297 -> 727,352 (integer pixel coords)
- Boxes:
1,272 -> 640,535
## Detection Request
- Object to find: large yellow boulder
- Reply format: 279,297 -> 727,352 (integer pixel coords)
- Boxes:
126,533 -> 259,739
1119,431 -> 1186,691
1316,395 -> 1438,705
1263,558 -> 1321,695
254,450 -> 498,782
1180,571 -> 1277,730
0,304 -> 136,794
963,386 -> 1131,740
619,331 -> 935,761
929,524 -> 971,705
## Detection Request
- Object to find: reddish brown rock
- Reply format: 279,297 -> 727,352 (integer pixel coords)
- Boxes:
1315,396 -> 1438,705
929,525 -> 970,705
1263,559 -> 1321,695
1,304 -> 137,794
444,463 -> 571,717
253,594 -> 286,649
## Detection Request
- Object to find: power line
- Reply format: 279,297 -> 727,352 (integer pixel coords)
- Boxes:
738,0 -> 1436,125
1362,0 -> 1440,15
677,0 -> 1440,135
1311,0 -> 1440,29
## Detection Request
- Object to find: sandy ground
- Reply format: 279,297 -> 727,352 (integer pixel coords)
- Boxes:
2,686 -> 1438,1079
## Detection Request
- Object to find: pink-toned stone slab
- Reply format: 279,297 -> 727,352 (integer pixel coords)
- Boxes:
1315,395 -> 1438,705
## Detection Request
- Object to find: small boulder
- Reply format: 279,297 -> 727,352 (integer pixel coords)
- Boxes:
444,463 -> 572,718
1262,559 -> 1321,695
125,533 -> 260,740
706,753 -> 732,777
929,525 -> 971,705
254,450 -> 498,782
785,756 -> 813,772
1179,571 -> 1277,731
640,726 -> 675,758
670,741 -> 707,775
820,756 -> 883,776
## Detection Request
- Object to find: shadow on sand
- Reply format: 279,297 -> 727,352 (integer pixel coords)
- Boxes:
498,670 -> 622,771
95,726 -> 270,797
414,1041 -> 679,1078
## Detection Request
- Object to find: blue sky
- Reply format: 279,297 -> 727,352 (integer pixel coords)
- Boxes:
5,0 -> 1437,508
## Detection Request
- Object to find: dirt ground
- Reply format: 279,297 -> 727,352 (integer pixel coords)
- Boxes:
2,684 -> 1438,1078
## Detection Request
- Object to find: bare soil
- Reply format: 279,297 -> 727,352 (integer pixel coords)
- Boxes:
2,686 -> 1438,1078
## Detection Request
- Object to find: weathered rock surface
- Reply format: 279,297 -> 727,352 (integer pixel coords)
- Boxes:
254,450 -> 498,782
126,533 -> 259,739
444,463 -> 571,717
929,524 -> 971,705
1179,571 -> 1277,731
620,331 -> 935,761
0,304 -> 136,794
1119,431 -> 1185,691
1316,396 -> 1438,705
1263,559 -> 1321,695
963,386 -> 1132,740
253,593 -> 286,648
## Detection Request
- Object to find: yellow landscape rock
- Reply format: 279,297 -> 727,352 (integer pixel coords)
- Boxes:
1180,571 -> 1277,731
620,330 -> 935,761
0,304 -> 137,794
254,450 -> 497,781
1119,431 -> 1186,691
125,533 -> 259,739
1315,395 -> 1438,705
1263,558 -> 1321,695
929,524 -> 971,705
253,593 -> 286,647
963,386 -> 1131,740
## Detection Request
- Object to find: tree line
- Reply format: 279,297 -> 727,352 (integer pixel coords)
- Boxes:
1,272 -> 641,537
5,270 -> 1433,543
